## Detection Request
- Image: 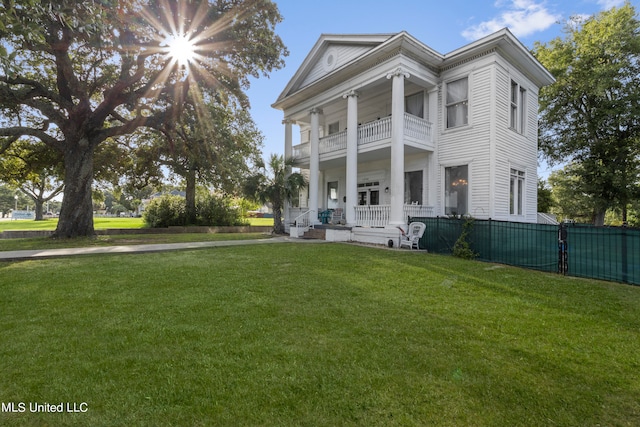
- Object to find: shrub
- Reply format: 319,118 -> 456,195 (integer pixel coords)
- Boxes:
197,193 -> 248,227
143,193 -> 249,228
143,195 -> 186,228
452,216 -> 478,260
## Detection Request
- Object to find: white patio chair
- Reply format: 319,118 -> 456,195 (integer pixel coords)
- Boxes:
399,222 -> 426,250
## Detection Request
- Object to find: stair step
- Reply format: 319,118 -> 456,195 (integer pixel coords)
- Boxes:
302,228 -> 326,240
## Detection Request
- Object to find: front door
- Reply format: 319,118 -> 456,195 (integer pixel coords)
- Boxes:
358,182 -> 380,206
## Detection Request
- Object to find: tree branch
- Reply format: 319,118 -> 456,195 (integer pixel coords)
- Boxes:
0,127 -> 63,151
92,54 -> 151,127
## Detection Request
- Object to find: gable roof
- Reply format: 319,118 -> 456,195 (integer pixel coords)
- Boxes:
273,29 -> 553,111
274,34 -> 395,104
273,32 -> 444,110
443,28 -> 554,87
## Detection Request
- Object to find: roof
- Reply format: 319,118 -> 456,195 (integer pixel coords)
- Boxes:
272,29 -> 554,111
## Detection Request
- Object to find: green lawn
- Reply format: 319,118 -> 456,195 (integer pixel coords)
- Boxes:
0,216 -> 273,232
1,243 -> 639,426
0,217 -> 145,231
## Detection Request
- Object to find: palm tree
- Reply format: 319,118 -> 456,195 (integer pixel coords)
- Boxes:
244,154 -> 307,234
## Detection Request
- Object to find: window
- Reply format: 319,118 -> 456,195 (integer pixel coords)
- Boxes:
445,166 -> 468,216
446,77 -> 468,128
404,171 -> 423,204
510,169 -> 525,215
327,181 -> 338,209
510,80 -> 526,133
405,92 -> 424,118
328,121 -> 340,135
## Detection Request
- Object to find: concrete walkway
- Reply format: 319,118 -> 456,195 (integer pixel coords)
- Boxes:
0,236 -> 325,261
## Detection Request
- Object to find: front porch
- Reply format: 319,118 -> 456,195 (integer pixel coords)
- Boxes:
288,204 -> 434,229
287,204 -> 434,246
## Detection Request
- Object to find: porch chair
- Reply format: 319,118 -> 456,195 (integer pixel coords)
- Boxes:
331,208 -> 344,224
318,210 -> 332,224
399,222 -> 426,250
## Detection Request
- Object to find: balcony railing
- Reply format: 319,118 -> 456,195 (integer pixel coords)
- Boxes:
358,116 -> 392,145
292,115 -> 432,160
404,113 -> 432,141
320,130 -> 347,154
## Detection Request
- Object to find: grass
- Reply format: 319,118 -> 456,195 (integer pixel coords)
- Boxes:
0,216 -> 273,232
247,217 -> 274,227
0,217 -> 275,251
0,217 -> 145,231
1,243 -> 639,426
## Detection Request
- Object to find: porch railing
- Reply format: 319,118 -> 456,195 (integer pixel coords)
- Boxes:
354,204 -> 435,227
404,204 -> 435,219
292,209 -> 315,236
354,205 -> 391,227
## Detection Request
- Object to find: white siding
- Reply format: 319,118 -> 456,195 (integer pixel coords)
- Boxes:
493,66 -> 512,221
492,60 -> 540,222
437,61 -> 494,218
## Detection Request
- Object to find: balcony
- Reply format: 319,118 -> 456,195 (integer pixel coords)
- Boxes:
292,114 -> 433,162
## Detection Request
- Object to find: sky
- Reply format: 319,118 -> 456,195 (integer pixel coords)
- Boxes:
244,0 -> 635,178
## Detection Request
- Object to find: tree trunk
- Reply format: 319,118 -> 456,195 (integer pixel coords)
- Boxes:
593,209 -> 606,227
34,199 -> 44,221
273,204 -> 283,234
54,141 -> 95,238
185,169 -> 197,225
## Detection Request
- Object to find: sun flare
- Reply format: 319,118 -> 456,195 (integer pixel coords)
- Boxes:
164,33 -> 197,66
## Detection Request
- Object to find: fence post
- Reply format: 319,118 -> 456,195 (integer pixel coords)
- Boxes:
558,223 -> 568,275
488,218 -> 492,262
622,226 -> 628,284
437,216 -> 442,253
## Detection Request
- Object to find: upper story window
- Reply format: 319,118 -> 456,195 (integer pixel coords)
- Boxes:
510,80 -> 526,133
405,92 -> 424,118
446,77 -> 468,128
328,121 -> 340,135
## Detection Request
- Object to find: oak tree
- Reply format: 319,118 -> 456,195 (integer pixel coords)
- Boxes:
0,0 -> 287,237
534,2 -> 640,225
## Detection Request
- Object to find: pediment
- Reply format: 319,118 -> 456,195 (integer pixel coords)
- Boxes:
276,34 -> 394,102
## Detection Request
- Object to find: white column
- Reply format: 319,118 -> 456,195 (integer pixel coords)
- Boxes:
343,90 -> 359,226
283,119 -> 293,227
309,108 -> 322,222
428,87 -> 438,212
387,67 -> 410,226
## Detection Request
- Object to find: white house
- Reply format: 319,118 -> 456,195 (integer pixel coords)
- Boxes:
272,29 -> 554,244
